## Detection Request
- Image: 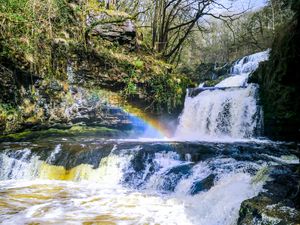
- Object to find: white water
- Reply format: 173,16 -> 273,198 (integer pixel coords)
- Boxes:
230,50 -> 270,76
176,50 -> 269,140
216,50 -> 269,88
176,84 -> 262,139
0,145 -> 264,225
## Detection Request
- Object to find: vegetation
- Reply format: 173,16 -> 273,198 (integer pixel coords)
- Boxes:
117,0 -> 243,63
192,0 -> 293,64
0,0 -> 193,114
171,0 -> 294,82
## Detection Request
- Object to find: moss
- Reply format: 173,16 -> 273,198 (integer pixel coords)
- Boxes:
71,42 -> 192,113
238,196 -> 300,225
0,104 -> 23,134
0,130 -> 32,141
0,125 -> 124,142
251,166 -> 269,184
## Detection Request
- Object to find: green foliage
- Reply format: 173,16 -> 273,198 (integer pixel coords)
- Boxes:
125,81 -> 137,95
72,40 -> 191,112
0,103 -> 22,134
133,59 -> 144,69
0,0 -> 87,79
0,104 -> 16,114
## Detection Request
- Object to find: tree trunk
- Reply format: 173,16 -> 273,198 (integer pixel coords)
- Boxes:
152,0 -> 160,49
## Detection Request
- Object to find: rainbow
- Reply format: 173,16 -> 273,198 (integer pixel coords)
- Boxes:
100,89 -> 173,138
123,104 -> 172,138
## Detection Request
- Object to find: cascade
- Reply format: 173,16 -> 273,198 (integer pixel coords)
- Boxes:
176,50 -> 270,140
0,140 -> 297,224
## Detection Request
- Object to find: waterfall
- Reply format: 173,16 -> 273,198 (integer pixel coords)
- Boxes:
176,50 -> 269,140
229,50 -> 270,76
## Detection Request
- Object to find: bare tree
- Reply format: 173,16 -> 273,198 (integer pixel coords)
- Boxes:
117,0 -> 242,62
150,0 -> 243,62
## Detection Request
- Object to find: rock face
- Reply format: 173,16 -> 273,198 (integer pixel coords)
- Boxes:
195,63 -> 231,82
0,65 -> 18,104
87,11 -> 136,48
0,66 -> 133,135
238,165 -> 300,225
249,5 -> 300,141
69,49 -> 127,89
182,63 -> 231,85
189,174 -> 215,195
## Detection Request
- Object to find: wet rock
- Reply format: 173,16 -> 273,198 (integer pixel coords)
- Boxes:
189,174 -> 215,195
159,163 -> 193,192
165,163 -> 193,176
0,77 -> 135,135
238,165 -> 300,225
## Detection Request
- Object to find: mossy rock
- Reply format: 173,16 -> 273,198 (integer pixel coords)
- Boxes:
0,125 -> 125,142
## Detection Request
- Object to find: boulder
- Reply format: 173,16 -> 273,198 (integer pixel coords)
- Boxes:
189,174 -> 215,195
238,165 -> 300,225
87,11 -> 136,47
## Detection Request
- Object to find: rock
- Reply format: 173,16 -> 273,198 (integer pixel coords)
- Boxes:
238,165 -> 300,225
0,77 -> 136,135
189,174 -> 215,195
87,11 -> 136,47
188,63 -> 231,84
0,65 -> 18,104
159,163 -> 193,192
49,80 -> 64,92
165,163 -> 193,176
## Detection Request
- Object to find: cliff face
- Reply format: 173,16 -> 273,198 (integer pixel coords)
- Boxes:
0,71 -> 133,135
249,4 -> 300,141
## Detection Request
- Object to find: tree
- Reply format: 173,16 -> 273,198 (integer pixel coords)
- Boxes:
150,0 -> 227,62
117,0 -> 241,62
178,0 -> 294,66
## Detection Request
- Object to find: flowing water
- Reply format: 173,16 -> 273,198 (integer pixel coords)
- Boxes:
0,50 -> 298,225
0,137 -> 298,225
176,50 -> 269,140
